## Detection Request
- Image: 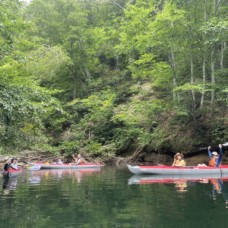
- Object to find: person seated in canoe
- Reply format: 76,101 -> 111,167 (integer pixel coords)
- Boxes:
9,158 -> 18,170
72,154 -> 87,165
56,159 -> 63,165
172,153 -> 186,167
3,158 -> 11,172
208,144 -> 223,167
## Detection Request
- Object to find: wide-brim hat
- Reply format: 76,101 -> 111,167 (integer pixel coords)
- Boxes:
174,153 -> 184,158
212,151 -> 218,156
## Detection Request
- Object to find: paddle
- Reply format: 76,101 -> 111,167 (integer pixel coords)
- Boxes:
199,142 -> 228,151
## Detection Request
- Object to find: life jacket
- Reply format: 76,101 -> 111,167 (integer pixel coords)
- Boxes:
209,157 -> 216,167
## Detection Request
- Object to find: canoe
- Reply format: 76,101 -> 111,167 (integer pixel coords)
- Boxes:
127,164 -> 228,175
128,173 -> 228,185
2,167 -> 22,178
28,165 -> 41,171
30,162 -> 104,169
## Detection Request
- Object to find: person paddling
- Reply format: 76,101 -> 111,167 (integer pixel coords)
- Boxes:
3,158 -> 11,172
208,144 -> 223,167
56,158 -> 63,165
172,153 -> 186,167
72,154 -> 87,165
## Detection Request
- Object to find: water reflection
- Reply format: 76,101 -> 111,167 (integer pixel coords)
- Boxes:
27,168 -> 101,185
2,176 -> 18,195
209,178 -> 228,207
174,180 -> 188,192
28,175 -> 41,185
1,168 -> 102,195
129,174 -> 228,207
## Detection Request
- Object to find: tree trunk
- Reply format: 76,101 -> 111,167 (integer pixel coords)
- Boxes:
214,0 -> 221,16
220,42 -> 226,69
72,84 -> 77,100
190,54 -> 196,125
200,0 -> 207,110
169,20 -> 179,102
210,44 -> 215,106
200,55 -> 206,109
170,47 -> 179,102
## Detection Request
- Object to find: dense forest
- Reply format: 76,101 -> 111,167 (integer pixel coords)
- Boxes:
0,0 -> 227,159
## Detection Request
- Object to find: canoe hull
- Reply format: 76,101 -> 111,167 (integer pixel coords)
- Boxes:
127,165 -> 228,175
2,168 -> 22,178
31,163 -> 103,169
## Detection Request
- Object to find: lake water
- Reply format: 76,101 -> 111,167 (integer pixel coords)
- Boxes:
1,167 -> 228,228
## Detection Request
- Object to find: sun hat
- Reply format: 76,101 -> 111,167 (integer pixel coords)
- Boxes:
212,151 -> 218,156
174,153 -> 184,158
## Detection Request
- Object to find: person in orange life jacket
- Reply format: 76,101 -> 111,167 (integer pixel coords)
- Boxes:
172,153 -> 186,167
208,144 -> 223,167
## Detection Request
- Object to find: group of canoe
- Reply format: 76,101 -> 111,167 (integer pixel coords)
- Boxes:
2,155 -> 104,179
2,144 -> 227,178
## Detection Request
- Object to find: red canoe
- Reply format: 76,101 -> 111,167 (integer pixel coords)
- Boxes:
2,167 -> 23,178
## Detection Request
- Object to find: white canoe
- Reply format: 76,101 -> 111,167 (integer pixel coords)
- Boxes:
127,165 -> 228,175
28,165 -> 41,171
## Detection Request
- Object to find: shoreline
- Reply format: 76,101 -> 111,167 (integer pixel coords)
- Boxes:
0,145 -> 228,168
1,151 -> 227,168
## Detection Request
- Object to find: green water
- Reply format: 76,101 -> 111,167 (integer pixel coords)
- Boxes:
1,167 -> 228,228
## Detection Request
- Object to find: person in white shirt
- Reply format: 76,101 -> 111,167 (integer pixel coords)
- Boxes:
72,154 -> 87,164
10,158 -> 18,170
56,159 -> 63,164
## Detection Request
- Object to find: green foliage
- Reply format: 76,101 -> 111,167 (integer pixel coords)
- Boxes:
0,81 -> 61,152
212,127 -> 228,145
25,45 -> 72,82
0,0 -> 227,157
